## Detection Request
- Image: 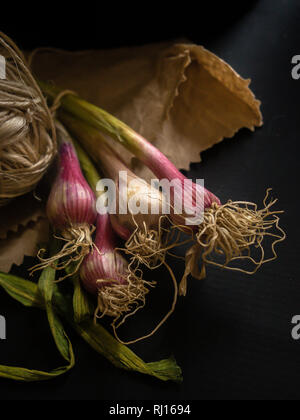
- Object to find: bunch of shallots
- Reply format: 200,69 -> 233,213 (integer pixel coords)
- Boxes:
32,82 -> 286,344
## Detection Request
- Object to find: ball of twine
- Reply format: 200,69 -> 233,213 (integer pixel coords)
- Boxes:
0,32 -> 56,206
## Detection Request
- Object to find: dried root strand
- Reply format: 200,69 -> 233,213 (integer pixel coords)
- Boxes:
95,259 -> 156,322
30,223 -> 96,281
120,214 -> 193,270
111,260 -> 178,346
179,243 -> 205,296
195,189 -> 286,274
94,247 -> 179,346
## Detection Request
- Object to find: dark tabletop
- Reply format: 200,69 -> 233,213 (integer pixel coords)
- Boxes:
1,0 -> 300,401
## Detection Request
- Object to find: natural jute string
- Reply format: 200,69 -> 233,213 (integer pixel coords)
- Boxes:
0,32 -> 56,206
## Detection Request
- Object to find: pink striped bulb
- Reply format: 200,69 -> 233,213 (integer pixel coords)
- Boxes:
131,133 -> 221,229
80,214 -> 128,295
47,142 -> 97,232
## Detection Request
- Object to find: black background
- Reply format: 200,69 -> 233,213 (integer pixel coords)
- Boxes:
1,0 -> 300,401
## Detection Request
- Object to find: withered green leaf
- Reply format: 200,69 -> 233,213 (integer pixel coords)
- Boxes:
0,272 -> 182,383
0,270 -> 75,381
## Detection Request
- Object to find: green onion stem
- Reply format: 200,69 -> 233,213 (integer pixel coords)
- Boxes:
39,80 -> 143,158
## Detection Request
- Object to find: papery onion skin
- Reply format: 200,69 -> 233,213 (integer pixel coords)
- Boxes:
111,172 -> 166,240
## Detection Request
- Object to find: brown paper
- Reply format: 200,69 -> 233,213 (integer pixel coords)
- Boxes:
31,42 -> 262,179
0,193 -> 49,272
0,41 -> 262,272
0,217 -> 49,273
0,194 -> 45,240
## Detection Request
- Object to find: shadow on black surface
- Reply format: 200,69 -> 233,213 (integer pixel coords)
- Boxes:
1,1 -> 259,50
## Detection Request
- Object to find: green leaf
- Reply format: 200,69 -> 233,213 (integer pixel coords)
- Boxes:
63,262 -> 94,324
73,139 -> 100,192
147,355 -> 182,383
0,272 -> 44,308
38,262 -> 75,366
53,290 -> 182,383
71,272 -> 94,324
0,270 -> 75,381
0,365 -> 73,382
0,272 -> 182,383
72,320 -> 182,383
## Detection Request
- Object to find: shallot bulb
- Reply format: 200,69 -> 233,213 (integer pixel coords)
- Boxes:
31,122 -> 97,277
61,114 -> 183,270
80,213 -> 154,324
53,94 -> 285,296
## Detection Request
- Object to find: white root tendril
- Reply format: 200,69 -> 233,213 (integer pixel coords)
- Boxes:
95,259 -> 156,323
30,223 -> 96,281
94,249 -> 180,346
119,214 -> 193,270
195,188 -> 286,275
